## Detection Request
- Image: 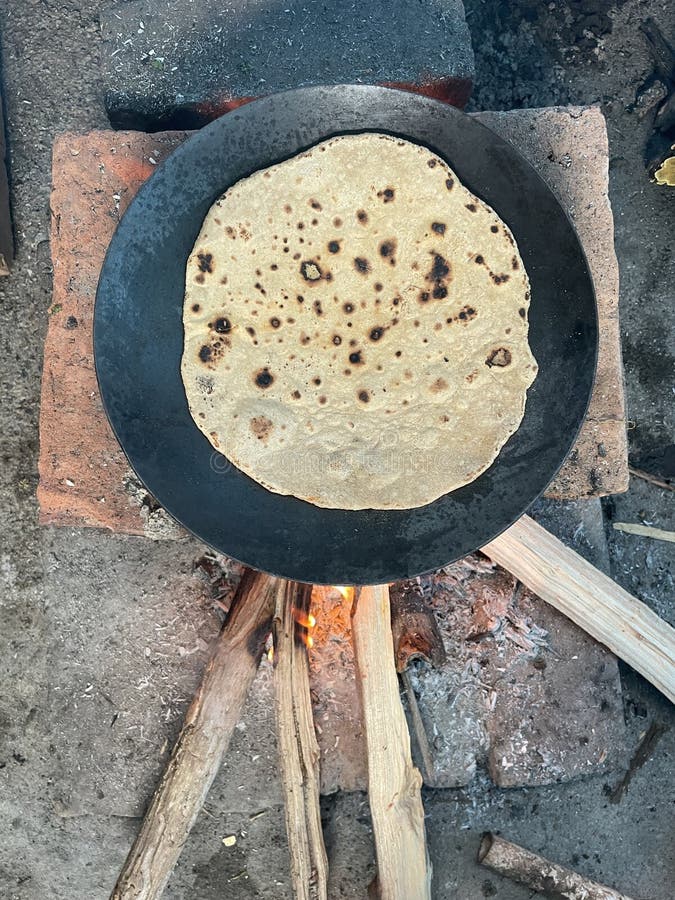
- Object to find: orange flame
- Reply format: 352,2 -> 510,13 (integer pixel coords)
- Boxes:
293,605 -> 316,651
293,610 -> 316,630
333,585 -> 355,602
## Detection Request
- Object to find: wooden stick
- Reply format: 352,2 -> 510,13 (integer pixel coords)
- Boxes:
389,580 -> 446,673
628,465 -> 674,492
478,833 -> 634,900
273,581 -> 328,900
351,585 -> 432,900
110,569 -> 278,900
483,515 -> 675,704
613,521 -> 675,542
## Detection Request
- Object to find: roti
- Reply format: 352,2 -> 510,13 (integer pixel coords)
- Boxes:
181,133 -> 538,509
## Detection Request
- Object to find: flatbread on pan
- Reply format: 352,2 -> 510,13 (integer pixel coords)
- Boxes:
181,134 -> 538,509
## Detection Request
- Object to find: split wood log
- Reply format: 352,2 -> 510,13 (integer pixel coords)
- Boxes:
273,581 -> 328,900
478,833 -> 634,900
110,569 -> 278,900
351,584 -> 432,900
389,580 -> 446,673
483,515 -> 675,704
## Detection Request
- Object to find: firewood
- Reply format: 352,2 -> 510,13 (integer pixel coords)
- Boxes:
389,579 -> 446,672
478,833 -> 634,899
110,569 -> 278,900
273,581 -> 328,900
351,585 -> 432,900
483,515 -> 675,704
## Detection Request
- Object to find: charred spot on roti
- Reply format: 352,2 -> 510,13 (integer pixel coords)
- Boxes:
427,158 -> 437,168
191,303 -> 201,313
246,326 -> 256,337
430,377 -> 448,393
431,222 -> 447,235
457,305 -> 477,323
197,252 -> 214,273
465,203 -> 477,213
291,390 -> 301,399
490,225 -> 499,233
297,222 -> 305,230
429,253 -> 450,282
343,302 -> 355,314
310,199 -> 322,210
349,351 -> 363,364
313,377 -> 321,386
379,239 -> 397,261
466,370 -> 478,383
519,307 -> 526,318
419,291 -> 430,303
445,177 -> 454,190
300,260 -> 322,281
198,345 -> 212,363
491,272 -> 510,285
254,367 -> 274,388
356,209 -> 368,224
328,240 -> 341,254
270,317 -> 281,328
512,257 -> 519,270
195,273 -> 205,284
297,295 -> 305,304
486,347 -> 512,368
369,327 -> 384,341
250,415 -> 274,443
433,285 -> 448,299
212,317 -> 231,334
318,396 -> 327,404
378,187 -> 395,203
474,254 -> 484,265
333,334 -> 342,345
270,263 -> 278,271
358,390 -> 370,402
284,204 -> 292,214
333,216 -> 343,227
354,257 -> 371,274
374,282 -> 384,293
313,300 -> 323,316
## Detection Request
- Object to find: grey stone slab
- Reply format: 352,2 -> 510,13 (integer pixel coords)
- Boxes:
100,0 -> 474,128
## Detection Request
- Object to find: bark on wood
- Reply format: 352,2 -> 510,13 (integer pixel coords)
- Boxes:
389,580 -> 446,672
478,833 -> 634,900
110,569 -> 278,900
483,515 -> 675,704
399,670 -> 436,786
351,585 -> 432,900
273,581 -> 328,900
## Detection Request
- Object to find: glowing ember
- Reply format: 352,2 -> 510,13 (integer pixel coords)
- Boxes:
333,585 -> 355,602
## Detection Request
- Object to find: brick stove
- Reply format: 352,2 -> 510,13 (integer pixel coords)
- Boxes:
36,1 -> 638,896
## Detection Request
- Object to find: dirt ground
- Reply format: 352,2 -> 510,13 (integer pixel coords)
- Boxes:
0,1 -> 673,898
